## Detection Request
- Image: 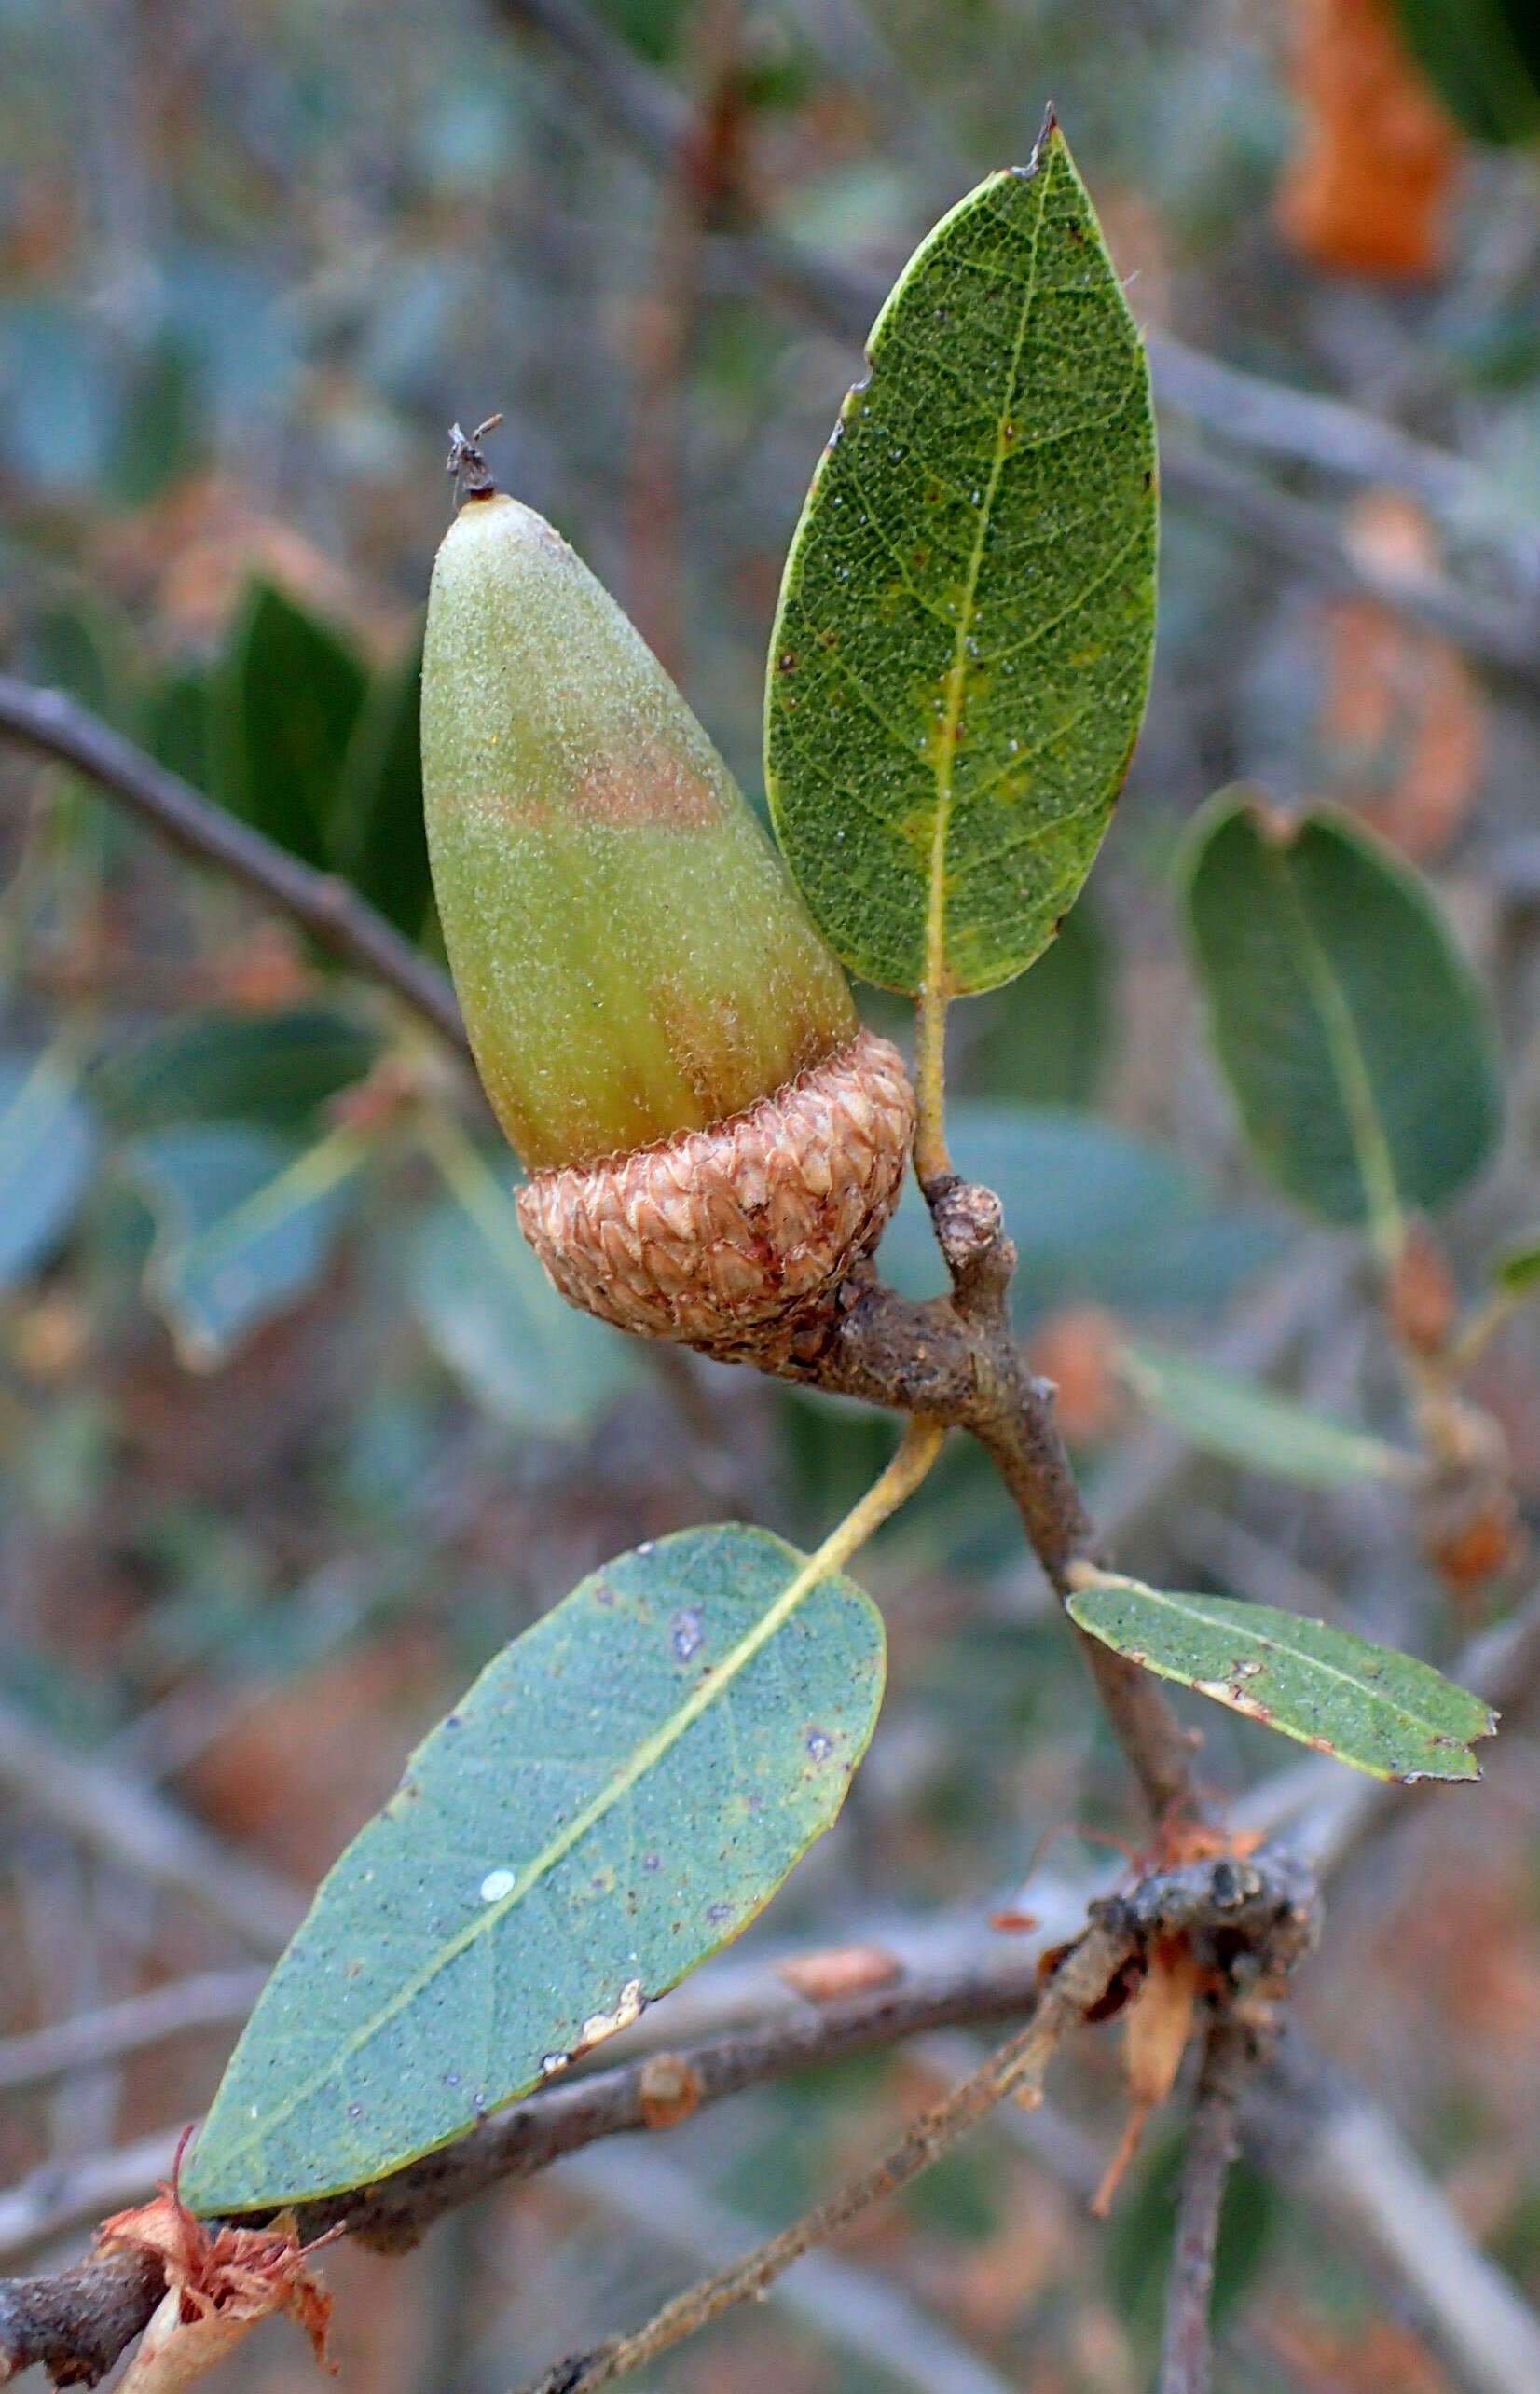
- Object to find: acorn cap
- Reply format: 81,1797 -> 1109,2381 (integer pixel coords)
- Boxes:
517,1026 -> 914,1360
421,492 -> 859,1175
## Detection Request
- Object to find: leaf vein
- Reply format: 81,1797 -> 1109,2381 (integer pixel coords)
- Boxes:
925,148 -> 1053,996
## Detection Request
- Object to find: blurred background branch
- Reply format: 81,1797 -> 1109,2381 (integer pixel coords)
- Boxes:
0,680 -> 469,1053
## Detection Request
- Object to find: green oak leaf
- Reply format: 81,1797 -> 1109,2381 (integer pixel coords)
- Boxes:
209,580 -> 369,871
182,1525 -> 885,2212
1392,0 -> 1540,146
0,1053 -> 96,1287
1179,792 -> 1501,1237
765,116 -> 1158,997
122,1121 -> 369,1369
1494,1232 -> 1540,1297
1067,1571 -> 1495,1782
1119,1344 -> 1418,1492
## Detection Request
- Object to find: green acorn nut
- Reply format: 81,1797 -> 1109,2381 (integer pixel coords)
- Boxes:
421,470 -> 914,1355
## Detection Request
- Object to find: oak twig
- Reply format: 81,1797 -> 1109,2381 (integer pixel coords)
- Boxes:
0,2248 -> 165,2392
773,1181 -> 1201,1820
517,1851 -> 1318,2394
1158,2017 -> 1255,2394
0,1946 -> 1044,2275
0,675 -> 469,1053
0,1946 -> 1051,2370
0,1856 -> 1316,2383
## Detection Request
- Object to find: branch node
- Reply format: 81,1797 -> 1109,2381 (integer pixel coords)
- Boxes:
923,1173 -> 1013,1319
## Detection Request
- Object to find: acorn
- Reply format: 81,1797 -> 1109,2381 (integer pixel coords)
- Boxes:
420,431 -> 914,1359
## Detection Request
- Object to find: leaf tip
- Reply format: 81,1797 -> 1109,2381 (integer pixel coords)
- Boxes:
1247,793 -> 1300,847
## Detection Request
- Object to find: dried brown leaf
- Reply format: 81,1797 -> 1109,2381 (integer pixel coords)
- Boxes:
1091,1934 -> 1201,2216
97,2143 -> 337,2394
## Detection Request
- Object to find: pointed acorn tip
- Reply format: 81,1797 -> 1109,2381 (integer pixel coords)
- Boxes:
447,414 -> 504,505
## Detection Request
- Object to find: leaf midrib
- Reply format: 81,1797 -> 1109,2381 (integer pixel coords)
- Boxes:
154,1123 -> 369,1294
1264,836 -> 1403,1252
1120,1345 -> 1418,1485
924,161 -> 1052,1002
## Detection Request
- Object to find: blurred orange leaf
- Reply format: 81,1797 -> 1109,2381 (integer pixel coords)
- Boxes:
1320,510 -> 1486,864
779,1945 -> 903,2002
1279,0 -> 1461,280
1027,1307 -> 1126,1447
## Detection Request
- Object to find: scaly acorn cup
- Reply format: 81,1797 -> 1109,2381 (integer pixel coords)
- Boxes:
420,466 -> 914,1358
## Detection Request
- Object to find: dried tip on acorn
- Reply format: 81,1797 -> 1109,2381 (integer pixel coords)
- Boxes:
420,427 -> 914,1355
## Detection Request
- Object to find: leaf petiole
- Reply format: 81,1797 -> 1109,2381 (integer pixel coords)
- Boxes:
913,984 -> 952,1185
807,1414 -> 947,1584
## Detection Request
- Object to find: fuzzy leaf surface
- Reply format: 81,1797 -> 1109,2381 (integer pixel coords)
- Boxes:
1067,1573 -> 1495,1782
183,1526 -> 885,2210
1180,793 -> 1501,1231
765,121 -> 1157,995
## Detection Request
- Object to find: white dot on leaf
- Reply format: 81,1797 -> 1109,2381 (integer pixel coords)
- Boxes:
480,1869 -> 516,1903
